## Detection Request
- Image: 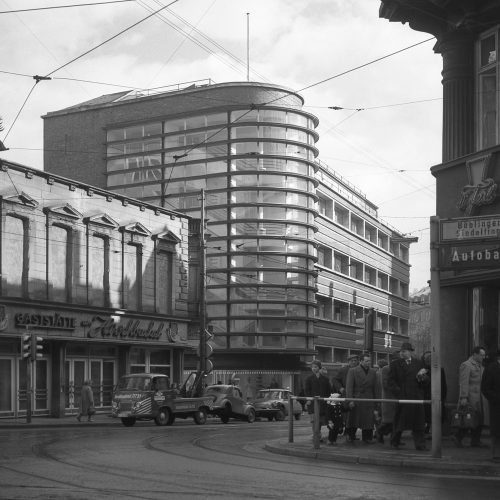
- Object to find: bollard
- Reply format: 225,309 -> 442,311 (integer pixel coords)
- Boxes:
313,397 -> 320,449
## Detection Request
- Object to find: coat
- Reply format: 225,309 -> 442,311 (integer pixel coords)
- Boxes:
387,357 -> 426,432
304,374 -> 331,416
345,365 -> 378,430
377,364 -> 396,424
481,361 -> 500,438
79,383 -> 94,414
459,356 -> 487,420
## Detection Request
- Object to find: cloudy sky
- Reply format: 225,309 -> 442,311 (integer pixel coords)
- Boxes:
1,0 -> 443,292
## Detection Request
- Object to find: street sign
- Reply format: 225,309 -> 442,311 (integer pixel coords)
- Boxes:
440,214 -> 500,242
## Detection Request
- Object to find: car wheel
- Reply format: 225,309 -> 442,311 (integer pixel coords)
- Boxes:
121,417 -> 136,427
154,408 -> 171,426
193,408 -> 207,425
274,409 -> 285,421
220,414 -> 230,424
294,412 -> 301,421
247,408 -> 256,423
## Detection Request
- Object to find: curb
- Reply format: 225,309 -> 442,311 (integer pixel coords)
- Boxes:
264,439 -> 500,475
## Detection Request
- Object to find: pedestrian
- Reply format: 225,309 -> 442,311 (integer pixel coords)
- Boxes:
388,342 -> 428,450
345,353 -> 378,444
375,352 -> 399,443
481,349 -> 500,462
334,355 -> 359,396
453,346 -> 488,448
326,392 -> 347,445
304,360 -> 331,443
77,380 -> 95,422
421,350 -> 447,435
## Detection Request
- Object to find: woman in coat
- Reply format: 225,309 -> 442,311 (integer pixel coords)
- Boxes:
77,380 -> 95,422
481,351 -> 500,461
345,353 -> 378,443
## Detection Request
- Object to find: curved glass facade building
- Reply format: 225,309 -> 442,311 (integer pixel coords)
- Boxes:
46,82 -> 320,359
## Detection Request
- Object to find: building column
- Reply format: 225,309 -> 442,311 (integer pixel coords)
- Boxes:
436,32 -> 475,163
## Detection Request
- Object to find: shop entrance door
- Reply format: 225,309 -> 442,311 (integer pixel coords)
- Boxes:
0,357 -> 14,416
65,359 -> 116,410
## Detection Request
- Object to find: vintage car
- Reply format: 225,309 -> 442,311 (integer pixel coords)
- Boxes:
204,384 -> 256,423
251,389 -> 302,421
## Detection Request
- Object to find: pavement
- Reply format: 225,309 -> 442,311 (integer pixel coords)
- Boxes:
1,414 -> 499,475
265,430 -> 500,476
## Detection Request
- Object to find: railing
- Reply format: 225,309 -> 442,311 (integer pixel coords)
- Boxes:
287,395 -> 431,450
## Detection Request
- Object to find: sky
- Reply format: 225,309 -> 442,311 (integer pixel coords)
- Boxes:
0,0 -> 443,293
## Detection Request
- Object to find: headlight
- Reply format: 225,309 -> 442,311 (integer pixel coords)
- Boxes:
132,401 -> 141,411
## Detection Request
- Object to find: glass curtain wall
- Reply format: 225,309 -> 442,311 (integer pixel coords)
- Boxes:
105,105 -> 319,352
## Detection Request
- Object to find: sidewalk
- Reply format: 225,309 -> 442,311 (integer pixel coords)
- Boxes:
0,412 -> 118,429
265,431 -> 500,476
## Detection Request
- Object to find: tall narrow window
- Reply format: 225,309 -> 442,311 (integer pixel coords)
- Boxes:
156,246 -> 173,314
89,235 -> 110,307
124,243 -> 142,311
2,215 -> 28,297
50,224 -> 71,302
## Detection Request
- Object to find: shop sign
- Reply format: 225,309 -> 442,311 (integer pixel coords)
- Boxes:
440,215 -> 500,242
86,315 -> 179,342
15,312 -> 77,330
439,242 -> 500,270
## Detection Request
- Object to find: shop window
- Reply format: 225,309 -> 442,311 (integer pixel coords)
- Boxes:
334,348 -> 348,364
316,346 -> 332,363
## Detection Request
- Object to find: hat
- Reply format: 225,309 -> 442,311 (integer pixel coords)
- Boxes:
311,360 -> 322,368
400,342 -> 414,352
347,354 -> 358,361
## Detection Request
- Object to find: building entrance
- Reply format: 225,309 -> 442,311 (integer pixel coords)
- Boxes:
65,358 -> 116,412
471,286 -> 500,355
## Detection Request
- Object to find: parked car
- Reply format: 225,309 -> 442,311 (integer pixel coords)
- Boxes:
204,384 -> 256,423
251,389 -> 302,421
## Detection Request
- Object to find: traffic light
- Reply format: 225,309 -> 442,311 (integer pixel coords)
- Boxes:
198,327 -> 215,374
22,334 -> 31,358
31,335 -> 43,360
354,308 -> 374,351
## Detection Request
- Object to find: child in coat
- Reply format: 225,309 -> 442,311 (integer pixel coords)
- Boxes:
326,393 -> 347,445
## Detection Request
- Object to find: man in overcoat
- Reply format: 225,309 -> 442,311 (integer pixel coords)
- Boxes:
454,346 -> 488,447
481,350 -> 500,461
376,352 -> 399,443
388,342 -> 428,450
345,353 -> 378,443
304,360 -> 331,442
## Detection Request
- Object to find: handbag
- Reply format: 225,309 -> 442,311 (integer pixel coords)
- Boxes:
450,404 -> 477,429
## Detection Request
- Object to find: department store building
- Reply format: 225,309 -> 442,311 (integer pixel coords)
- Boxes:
43,81 -> 411,395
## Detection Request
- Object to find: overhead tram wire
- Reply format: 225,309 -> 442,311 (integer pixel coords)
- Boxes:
2,0 -> 181,142
0,1 -> 135,15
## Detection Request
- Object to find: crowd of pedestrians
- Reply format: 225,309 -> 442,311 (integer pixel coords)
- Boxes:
303,344 -> 500,461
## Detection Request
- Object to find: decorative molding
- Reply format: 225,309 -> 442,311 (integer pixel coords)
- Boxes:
84,213 -> 119,229
121,221 -> 151,237
43,203 -> 83,220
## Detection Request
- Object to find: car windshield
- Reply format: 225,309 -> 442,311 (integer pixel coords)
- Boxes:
257,391 -> 281,400
117,376 -> 168,391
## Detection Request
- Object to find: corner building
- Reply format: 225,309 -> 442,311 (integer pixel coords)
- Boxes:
380,0 -> 500,400
0,160 -> 192,418
43,81 -> 410,394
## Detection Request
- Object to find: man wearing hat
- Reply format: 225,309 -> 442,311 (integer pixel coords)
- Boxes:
305,360 -> 331,442
334,354 -> 359,396
387,342 -> 428,450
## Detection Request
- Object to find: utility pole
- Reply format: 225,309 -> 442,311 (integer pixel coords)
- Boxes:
198,189 -> 207,373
